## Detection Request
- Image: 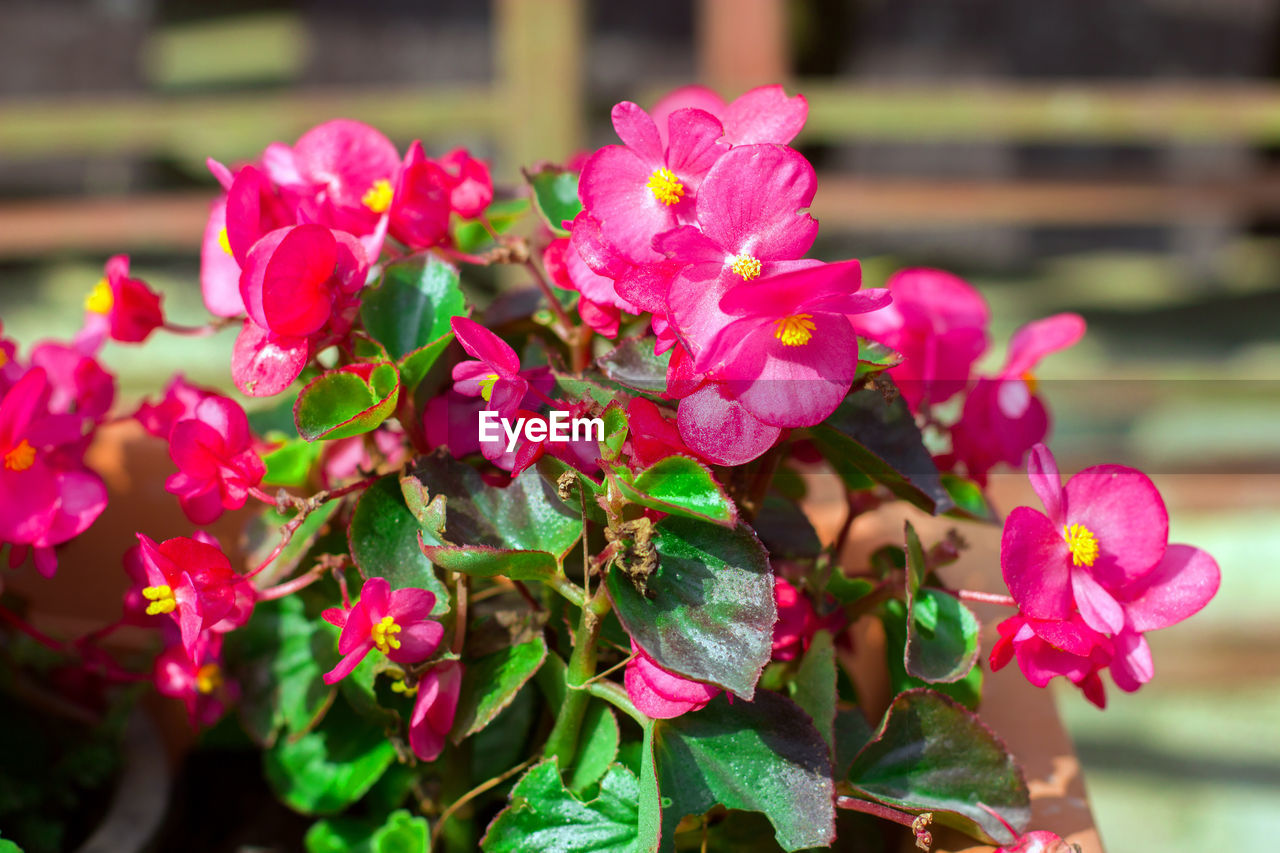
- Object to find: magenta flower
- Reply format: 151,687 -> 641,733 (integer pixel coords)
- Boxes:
624,640 -> 720,719
771,576 -> 845,661
136,534 -> 240,656
135,374 -> 219,440
0,368 -> 108,577
544,236 -> 627,338
450,317 -> 530,418
849,268 -> 990,412
625,397 -> 703,469
438,148 -> 493,219
164,394 -> 266,524
27,341 -> 115,426
651,84 -> 808,147
989,612 -> 1113,707
321,577 -> 444,685
672,375 -> 782,467
389,140 -> 452,250
948,313 -> 1085,484
409,660 -> 463,762
154,632 -> 234,727
82,255 -> 164,344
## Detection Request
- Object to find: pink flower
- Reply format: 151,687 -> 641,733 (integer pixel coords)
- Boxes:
651,84 -> 808,147
321,577 -> 444,685
135,374 -> 219,440
438,148 -> 493,219
155,632 -> 235,727
0,368 -> 108,577
27,341 -> 115,425
850,268 -> 990,412
771,576 -> 846,661
409,660 -> 463,762
625,397 -> 702,469
544,236 -> 626,338
450,317 -> 530,418
201,162 -> 293,318
82,255 -> 164,344
164,394 -> 266,524
949,314 -> 1085,484
624,640 -> 720,719
389,140 -> 454,250
989,612 -> 1112,707
136,534 -> 240,656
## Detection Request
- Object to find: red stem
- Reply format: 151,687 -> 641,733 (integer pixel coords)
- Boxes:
954,589 -> 1017,607
258,568 -> 325,601
835,796 -> 918,827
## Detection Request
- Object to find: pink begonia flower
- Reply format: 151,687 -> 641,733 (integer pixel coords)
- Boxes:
849,268 -> 990,412
673,376 -> 783,467
478,400 -> 601,477
989,612 -> 1113,707
579,102 -> 727,264
650,84 -> 808,148
28,341 -> 115,426
389,140 -> 454,250
438,148 -> 493,219
262,119 -> 400,238
771,576 -> 847,661
164,394 -> 266,524
135,374 -> 219,440
624,639 -> 720,719
321,577 -> 444,685
450,316 -> 530,418
320,426 -> 406,488
949,314 -> 1085,484
544,236 -> 626,338
155,632 -> 235,727
409,660 -> 463,762
81,255 -> 164,344
201,162 -> 294,318
625,397 -> 704,469
0,367 -> 108,577
136,534 -> 240,656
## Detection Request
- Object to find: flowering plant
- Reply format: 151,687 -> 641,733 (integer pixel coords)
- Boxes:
0,84 -> 1218,852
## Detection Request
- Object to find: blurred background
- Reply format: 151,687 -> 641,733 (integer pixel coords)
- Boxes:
1,1 -> 1278,850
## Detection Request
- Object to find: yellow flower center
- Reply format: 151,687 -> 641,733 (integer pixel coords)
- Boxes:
1063,523 -> 1099,568
731,254 -> 762,281
390,677 -> 418,697
1022,371 -> 1039,394
217,226 -> 233,256
362,178 -> 394,214
371,615 -> 402,654
85,278 -> 113,314
195,663 -> 222,694
477,373 -> 500,402
773,314 -> 816,347
3,439 -> 35,472
142,584 -> 177,616
646,167 -> 684,206
0,349 -> 8,368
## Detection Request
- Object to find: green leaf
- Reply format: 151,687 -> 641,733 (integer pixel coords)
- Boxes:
606,518 -> 774,697
597,337 -> 670,396
853,338 -> 903,382
846,689 -> 1030,845
481,760 -> 642,853
903,522 -> 980,683
651,692 -> 835,852
404,451 -> 582,579
941,473 -> 998,523
225,592 -> 335,746
808,384 -> 952,514
242,500 -> 342,587
833,708 -> 873,780
305,809 -> 429,853
454,198 -> 529,253
260,435 -> 323,487
362,254 -> 467,393
294,362 -> 400,442
826,572 -> 875,605
348,474 -> 449,614
527,166 -> 582,235
791,630 -> 837,752
599,403 -> 629,462
881,599 -> 983,710
567,702 -> 620,794
617,456 -> 737,526
452,635 -> 548,742
752,494 -> 822,560
264,699 -> 397,815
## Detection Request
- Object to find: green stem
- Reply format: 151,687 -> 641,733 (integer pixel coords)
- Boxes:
542,592 -> 608,766
585,680 -> 646,726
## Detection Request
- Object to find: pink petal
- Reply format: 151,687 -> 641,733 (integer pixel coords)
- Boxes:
651,86 -> 727,146
337,604 -> 373,655
1026,443 -> 1066,526
663,108 -> 728,186
231,323 -> 309,398
717,259 -> 862,319
695,145 -> 817,260
450,317 -> 521,375
260,225 -> 338,337
610,102 -> 664,163
1002,313 -> 1086,379
1001,507 -> 1073,620
200,198 -> 245,317
388,620 -> 444,663
360,577 -> 392,620
721,85 -> 808,146
1109,630 -> 1153,692
323,645 -> 371,685
579,146 -> 677,262
676,383 -> 781,466
389,587 -> 438,621
1064,465 -> 1168,587
1072,569 -> 1126,635
1118,544 -> 1220,632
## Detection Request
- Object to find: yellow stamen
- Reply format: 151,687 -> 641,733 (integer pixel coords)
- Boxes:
731,254 -> 762,281
195,663 -> 222,694
3,439 -> 35,472
85,278 -> 113,314
773,314 -> 816,347
0,350 -> 8,368
371,615 -> 402,654
390,678 -> 418,697
477,373 -> 500,402
362,178 -> 394,214
1022,371 -> 1039,395
142,584 -> 177,616
646,167 -> 684,206
216,226 -> 233,256
1063,523 -> 1099,568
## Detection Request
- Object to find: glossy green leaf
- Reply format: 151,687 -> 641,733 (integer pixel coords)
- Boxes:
294,362 -> 400,442
833,708 -> 873,780
853,338 -> 903,382
361,254 -> 466,393
568,702 -> 620,794
941,473 -> 998,524
527,166 -> 582,235
881,599 -> 983,710
348,474 -> 449,614
826,572 -> 875,605
792,630 -> 837,752
617,456 -> 737,526
481,760 -> 642,853
599,403 -> 629,462
597,337 -> 670,396
808,384 -> 952,514
305,809 -> 429,853
606,518 -> 774,697
454,198 -> 529,253
903,522 -> 980,683
753,494 -> 822,560
420,546 -> 558,581
651,692 -> 835,852
264,699 -> 397,815
452,635 -> 548,742
260,435 -> 323,487
846,688 -> 1030,844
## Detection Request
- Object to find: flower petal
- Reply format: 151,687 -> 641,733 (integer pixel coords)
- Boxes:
1118,544 -> 1220,632
1026,443 -> 1066,526
1065,465 -> 1168,587
1001,506 -> 1073,620
1072,569 -> 1126,635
